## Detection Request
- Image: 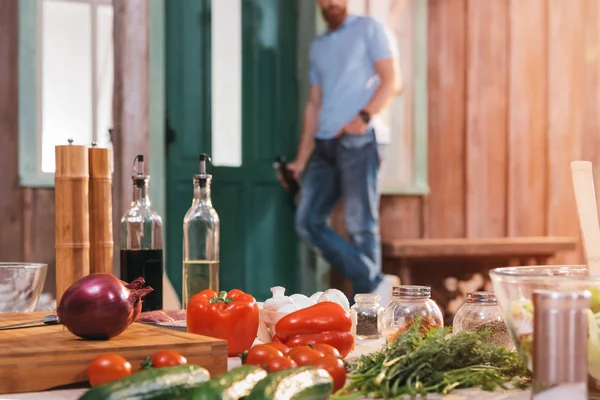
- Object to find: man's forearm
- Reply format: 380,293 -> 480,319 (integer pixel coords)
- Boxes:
295,102 -> 319,164
362,79 -> 397,117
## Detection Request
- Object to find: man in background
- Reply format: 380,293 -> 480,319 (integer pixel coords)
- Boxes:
284,0 -> 402,306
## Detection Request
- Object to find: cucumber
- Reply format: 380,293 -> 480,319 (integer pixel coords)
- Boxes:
79,364 -> 210,400
247,366 -> 333,400
184,365 -> 268,400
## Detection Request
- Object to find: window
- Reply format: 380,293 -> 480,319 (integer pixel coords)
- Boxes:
211,0 -> 242,167
343,0 -> 429,194
19,0 -> 114,186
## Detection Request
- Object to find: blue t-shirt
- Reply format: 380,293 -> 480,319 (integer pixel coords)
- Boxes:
309,15 -> 396,140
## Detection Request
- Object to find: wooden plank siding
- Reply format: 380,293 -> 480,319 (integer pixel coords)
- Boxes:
1,0 -> 598,298
423,0 -> 467,240
465,0 -> 509,239
332,0 -> 594,272
507,0 -> 548,238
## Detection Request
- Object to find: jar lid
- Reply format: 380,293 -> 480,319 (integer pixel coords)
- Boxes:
393,285 -> 431,298
466,291 -> 497,304
354,293 -> 381,303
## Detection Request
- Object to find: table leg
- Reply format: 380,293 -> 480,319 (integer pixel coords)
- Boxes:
399,259 -> 412,285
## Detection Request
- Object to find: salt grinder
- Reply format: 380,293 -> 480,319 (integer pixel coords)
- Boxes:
532,290 -> 589,400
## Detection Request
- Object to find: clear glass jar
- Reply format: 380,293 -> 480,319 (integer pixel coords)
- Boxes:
381,286 -> 443,342
452,291 -> 512,348
350,294 -> 384,340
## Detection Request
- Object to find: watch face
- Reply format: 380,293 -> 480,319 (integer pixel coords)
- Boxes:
360,110 -> 371,123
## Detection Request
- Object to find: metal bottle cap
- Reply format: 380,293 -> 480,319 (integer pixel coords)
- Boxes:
532,290 -> 589,392
465,291 -> 497,305
392,285 -> 431,299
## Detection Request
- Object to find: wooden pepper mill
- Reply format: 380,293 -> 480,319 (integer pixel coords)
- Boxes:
54,139 -> 90,303
88,143 -> 113,275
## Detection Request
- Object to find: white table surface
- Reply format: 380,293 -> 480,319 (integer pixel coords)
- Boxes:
1,338 -> 529,400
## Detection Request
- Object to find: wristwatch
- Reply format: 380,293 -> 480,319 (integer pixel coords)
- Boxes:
359,109 -> 371,124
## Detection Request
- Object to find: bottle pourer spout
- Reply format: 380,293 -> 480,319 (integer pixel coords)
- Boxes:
134,154 -> 145,175
198,153 -> 211,175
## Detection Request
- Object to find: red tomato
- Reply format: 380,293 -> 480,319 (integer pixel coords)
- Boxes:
288,346 -> 323,366
245,344 -> 284,366
311,343 -> 341,358
312,355 -> 347,392
150,350 -> 187,368
264,356 -> 297,372
267,342 -> 290,355
88,354 -> 132,387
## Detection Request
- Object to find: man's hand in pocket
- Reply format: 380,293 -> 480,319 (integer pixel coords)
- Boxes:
341,115 -> 367,135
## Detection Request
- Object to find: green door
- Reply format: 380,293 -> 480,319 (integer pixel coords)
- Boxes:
165,0 -> 303,301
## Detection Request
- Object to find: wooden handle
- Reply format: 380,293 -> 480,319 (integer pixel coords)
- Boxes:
89,147 -> 114,275
570,161 -> 600,276
55,144 -> 90,303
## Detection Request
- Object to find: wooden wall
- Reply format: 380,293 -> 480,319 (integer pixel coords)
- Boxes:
0,0 -> 57,295
370,0 -> 600,266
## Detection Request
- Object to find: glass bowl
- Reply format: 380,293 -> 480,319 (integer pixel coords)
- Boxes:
0,263 -> 47,312
489,265 -> 600,396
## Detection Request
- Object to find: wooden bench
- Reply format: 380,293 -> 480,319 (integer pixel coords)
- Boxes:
382,236 -> 580,285
330,236 -> 579,321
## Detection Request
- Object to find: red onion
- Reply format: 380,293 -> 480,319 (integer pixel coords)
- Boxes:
57,273 -> 153,340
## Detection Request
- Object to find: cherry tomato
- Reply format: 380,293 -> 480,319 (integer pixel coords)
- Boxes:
264,356 -> 297,372
311,343 -> 341,358
267,342 -> 290,355
245,344 -> 284,366
88,354 -> 132,387
151,350 -> 187,368
312,354 -> 347,392
288,346 -> 323,366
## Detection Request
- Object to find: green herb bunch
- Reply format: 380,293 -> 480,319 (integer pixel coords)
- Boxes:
333,321 -> 530,399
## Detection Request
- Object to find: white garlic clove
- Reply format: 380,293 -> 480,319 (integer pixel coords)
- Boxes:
318,289 -> 350,311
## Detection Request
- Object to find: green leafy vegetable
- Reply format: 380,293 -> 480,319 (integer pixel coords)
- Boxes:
333,321 -> 530,399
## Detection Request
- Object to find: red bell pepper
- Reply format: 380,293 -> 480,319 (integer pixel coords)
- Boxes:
273,302 -> 354,358
187,289 -> 259,356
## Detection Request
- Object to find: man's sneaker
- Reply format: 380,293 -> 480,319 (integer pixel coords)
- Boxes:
372,274 -> 401,307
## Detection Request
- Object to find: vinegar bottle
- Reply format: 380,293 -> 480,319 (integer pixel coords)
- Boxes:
182,154 -> 220,309
120,155 -> 164,311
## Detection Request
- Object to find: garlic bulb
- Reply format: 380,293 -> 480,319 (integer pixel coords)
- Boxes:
309,291 -> 323,303
318,289 -> 350,311
264,286 -> 295,311
290,293 -> 316,309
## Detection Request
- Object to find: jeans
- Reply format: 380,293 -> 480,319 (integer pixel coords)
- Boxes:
295,128 -> 383,296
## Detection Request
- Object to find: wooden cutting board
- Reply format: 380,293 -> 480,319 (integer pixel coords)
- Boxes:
0,312 -> 228,395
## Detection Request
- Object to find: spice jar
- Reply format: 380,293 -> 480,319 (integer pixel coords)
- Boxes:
452,291 -> 512,348
381,285 -> 443,342
350,294 -> 384,340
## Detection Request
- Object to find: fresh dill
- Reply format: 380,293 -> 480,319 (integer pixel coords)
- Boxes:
333,321 -> 530,399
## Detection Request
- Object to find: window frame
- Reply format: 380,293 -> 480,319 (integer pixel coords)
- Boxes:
18,0 -> 112,187
18,0 -> 166,209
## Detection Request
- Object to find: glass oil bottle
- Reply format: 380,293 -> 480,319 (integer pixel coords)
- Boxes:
120,155 -> 164,311
182,153 -> 220,309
